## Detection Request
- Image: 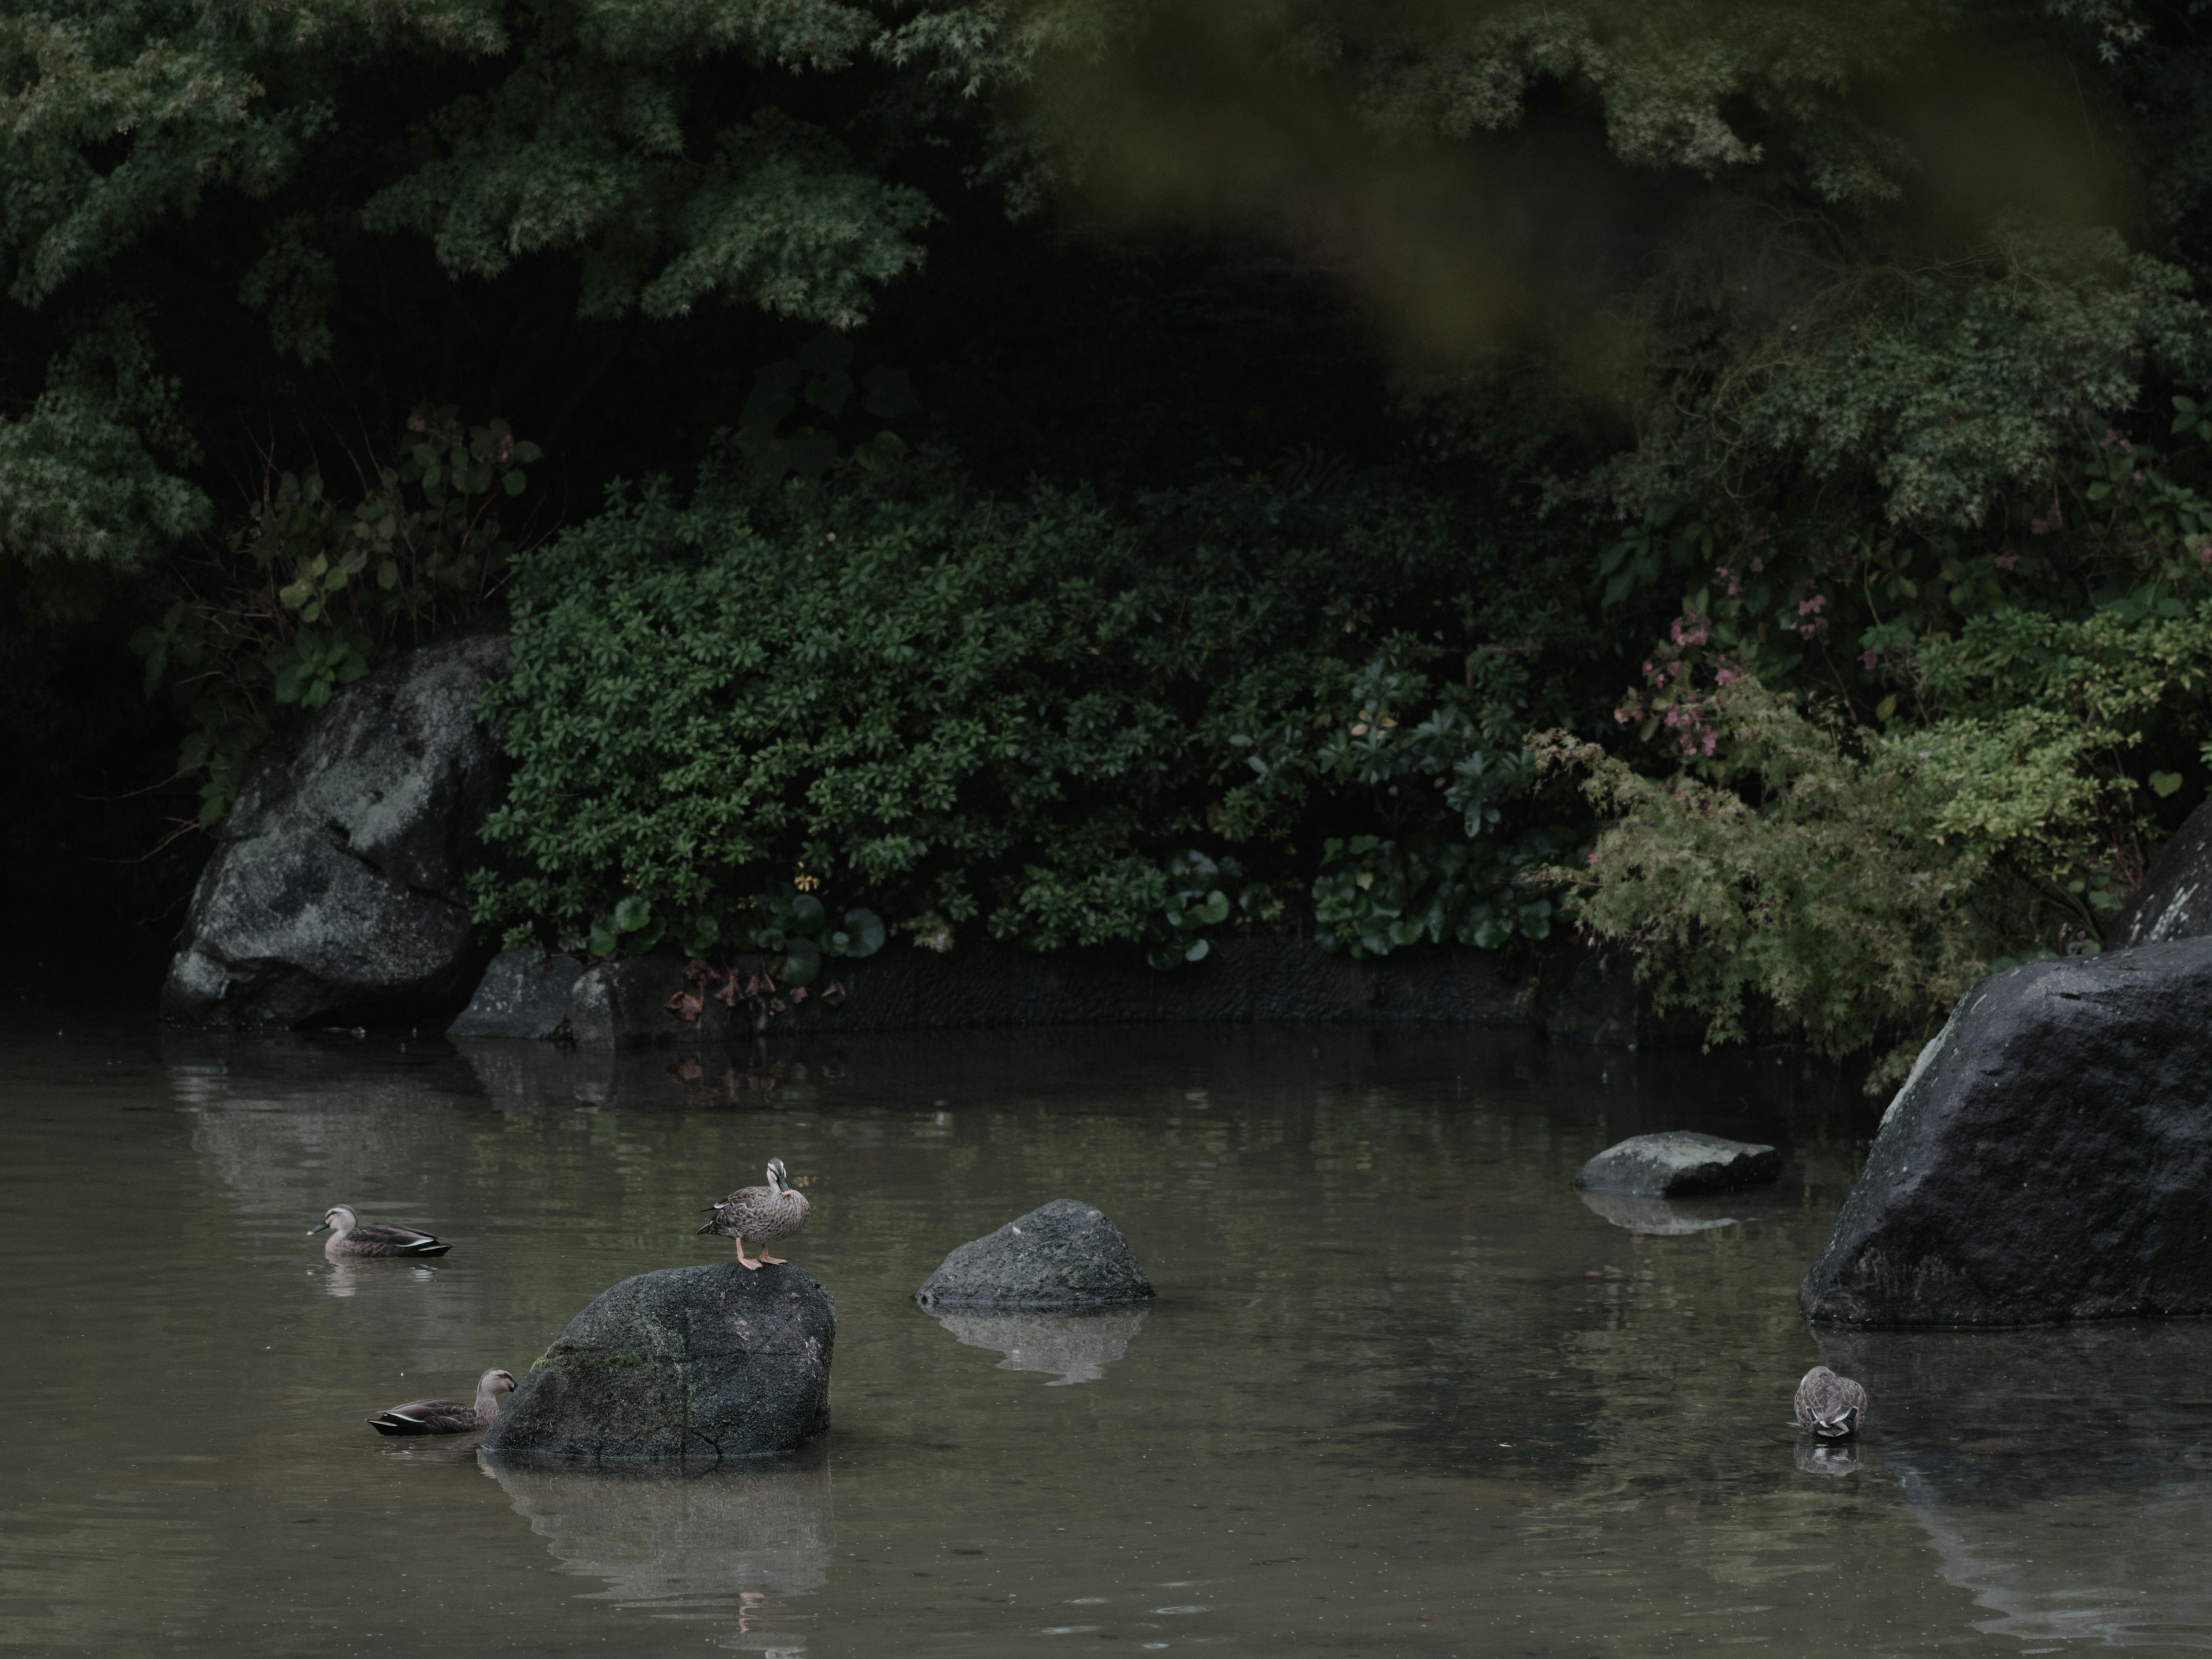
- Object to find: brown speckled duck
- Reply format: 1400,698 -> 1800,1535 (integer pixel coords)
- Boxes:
698,1157 -> 809,1270
1794,1364 -> 1869,1439
366,1368 -> 516,1436
310,1204 -> 449,1258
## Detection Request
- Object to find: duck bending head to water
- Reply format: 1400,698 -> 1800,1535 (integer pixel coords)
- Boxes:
310,1204 -> 450,1259
366,1368 -> 516,1436
698,1157 -> 809,1270
1794,1364 -> 1868,1439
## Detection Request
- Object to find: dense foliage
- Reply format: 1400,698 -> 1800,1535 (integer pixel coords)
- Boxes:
474,451 -> 1587,961
12,0 -> 2212,1060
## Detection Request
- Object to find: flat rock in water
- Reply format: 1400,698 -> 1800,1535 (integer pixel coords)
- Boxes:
914,1199 -> 1153,1310
448,950 -> 585,1039
482,1262 -> 833,1460
161,634 -> 509,1028
1801,936 -> 2212,1326
1573,1131 -> 1782,1197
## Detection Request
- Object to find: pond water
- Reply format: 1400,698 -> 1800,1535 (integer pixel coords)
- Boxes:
5,996 -> 2211,1656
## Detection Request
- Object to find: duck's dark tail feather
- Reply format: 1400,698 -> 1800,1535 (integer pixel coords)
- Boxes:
366,1411 -> 433,1436
399,1239 -> 450,1256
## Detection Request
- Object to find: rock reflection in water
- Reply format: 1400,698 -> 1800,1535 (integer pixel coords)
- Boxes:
484,1453 -> 831,1653
1817,1321 -> 2212,1646
931,1305 -> 1149,1385
1576,1189 -> 1740,1236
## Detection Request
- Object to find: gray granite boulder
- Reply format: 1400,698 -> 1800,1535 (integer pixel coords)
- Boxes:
447,950 -> 585,1039
914,1199 -> 1154,1310
1802,937 -> 2212,1326
161,634 -> 509,1028
2108,797 -> 2212,948
482,1262 -> 834,1461
1573,1131 -> 1782,1197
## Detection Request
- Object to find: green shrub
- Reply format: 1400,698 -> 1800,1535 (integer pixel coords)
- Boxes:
472,454 -> 1590,957
1541,597 -> 2212,1087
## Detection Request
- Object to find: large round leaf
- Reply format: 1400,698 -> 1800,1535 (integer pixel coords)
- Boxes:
779,937 -> 825,986
842,907 -> 887,957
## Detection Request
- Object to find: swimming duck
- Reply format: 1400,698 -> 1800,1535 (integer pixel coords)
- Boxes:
365,1368 -> 516,1435
309,1204 -> 450,1258
698,1157 -> 809,1270
1794,1364 -> 1868,1438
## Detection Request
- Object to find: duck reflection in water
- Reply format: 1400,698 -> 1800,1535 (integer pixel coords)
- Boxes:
315,1257 -> 438,1299
482,1452 -> 830,1654
931,1305 -> 1149,1386
1794,1437 -> 1863,1477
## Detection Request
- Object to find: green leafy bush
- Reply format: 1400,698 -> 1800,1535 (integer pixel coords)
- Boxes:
1542,588 -> 2212,1086
1537,681 -> 1995,1089
472,454 -> 1592,956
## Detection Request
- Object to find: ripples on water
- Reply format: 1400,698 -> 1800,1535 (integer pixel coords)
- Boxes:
2,997 -> 2210,1654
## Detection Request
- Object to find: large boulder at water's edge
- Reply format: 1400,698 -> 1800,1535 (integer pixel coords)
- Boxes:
2108,796 -> 2212,948
915,1199 -> 1154,1310
482,1262 -> 833,1460
161,634 -> 509,1028
1801,937 -> 2212,1326
1573,1131 -> 1782,1197
446,949 -> 584,1039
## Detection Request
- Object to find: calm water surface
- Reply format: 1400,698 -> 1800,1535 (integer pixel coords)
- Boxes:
3,998 -> 2210,1656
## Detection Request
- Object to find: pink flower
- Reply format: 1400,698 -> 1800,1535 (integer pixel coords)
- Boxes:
2030,518 -> 2048,535
1860,649 -> 1878,669
1994,552 -> 2020,570
1700,729 -> 1718,756
1715,667 -> 1739,686
1797,594 -> 1827,616
1750,556 -> 1764,574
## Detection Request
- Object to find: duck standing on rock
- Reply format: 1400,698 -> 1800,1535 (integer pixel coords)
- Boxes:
699,1157 -> 808,1270
309,1204 -> 450,1258
1794,1364 -> 1869,1438
366,1368 -> 516,1435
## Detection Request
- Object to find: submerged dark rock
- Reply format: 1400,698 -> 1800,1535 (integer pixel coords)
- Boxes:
447,949 -> 585,1039
1573,1131 -> 1782,1197
914,1199 -> 1154,1310
482,1262 -> 834,1460
161,634 -> 509,1028
1802,937 -> 2212,1326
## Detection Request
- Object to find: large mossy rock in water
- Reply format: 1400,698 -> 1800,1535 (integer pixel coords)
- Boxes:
1573,1131 -> 1781,1197
483,1262 -> 834,1460
915,1199 -> 1154,1310
161,634 -> 509,1028
1802,937 -> 2212,1327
